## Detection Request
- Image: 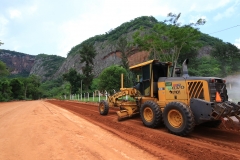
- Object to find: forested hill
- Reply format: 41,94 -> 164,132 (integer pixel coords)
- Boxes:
0,49 -> 65,80
1,16 -> 240,81
62,16 -> 239,79
67,16 -> 159,57
67,16 -> 226,58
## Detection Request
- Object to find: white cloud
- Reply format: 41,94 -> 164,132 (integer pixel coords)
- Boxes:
57,18 -> 86,57
234,38 -> 240,48
8,9 -> 22,19
152,0 -> 232,13
28,4 -> 38,14
7,3 -> 38,20
203,0 -> 231,11
214,5 -> 235,21
213,0 -> 240,21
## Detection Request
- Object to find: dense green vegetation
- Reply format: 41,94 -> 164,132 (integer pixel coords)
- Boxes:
133,13 -> 205,75
182,41 -> 240,77
39,78 -> 67,98
0,60 -> 9,76
98,65 -> 128,92
0,75 -> 41,101
62,68 -> 82,95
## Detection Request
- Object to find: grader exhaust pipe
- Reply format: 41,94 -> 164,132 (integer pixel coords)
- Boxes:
182,59 -> 189,78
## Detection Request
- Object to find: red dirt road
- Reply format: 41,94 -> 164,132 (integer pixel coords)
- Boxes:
1,100 -> 240,160
47,100 -> 240,160
0,100 -> 156,160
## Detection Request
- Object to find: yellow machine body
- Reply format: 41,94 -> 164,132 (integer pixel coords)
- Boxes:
99,59 -> 240,136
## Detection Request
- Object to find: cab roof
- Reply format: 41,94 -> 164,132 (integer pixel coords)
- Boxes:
129,59 -> 172,70
129,60 -> 157,70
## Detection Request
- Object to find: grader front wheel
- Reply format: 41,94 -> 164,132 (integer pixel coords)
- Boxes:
143,107 -> 154,122
99,100 -> 109,115
163,102 -> 195,136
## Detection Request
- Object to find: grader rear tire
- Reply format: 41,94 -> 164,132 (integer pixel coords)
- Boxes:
99,100 -> 109,115
163,102 -> 195,136
140,101 -> 162,128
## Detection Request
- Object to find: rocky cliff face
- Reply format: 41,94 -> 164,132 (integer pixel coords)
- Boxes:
1,44 -> 212,81
0,50 -> 64,81
53,40 -> 123,79
30,54 -> 65,81
0,49 -> 35,75
53,37 -> 150,79
52,42 -> 211,80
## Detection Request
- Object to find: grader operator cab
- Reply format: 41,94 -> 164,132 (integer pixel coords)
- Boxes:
99,59 -> 240,136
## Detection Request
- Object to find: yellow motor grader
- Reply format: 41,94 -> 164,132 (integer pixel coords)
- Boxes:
99,59 -> 240,136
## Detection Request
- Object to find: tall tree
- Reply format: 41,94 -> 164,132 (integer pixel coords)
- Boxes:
133,12 -> 205,76
115,37 -> 134,87
79,43 -> 96,91
62,68 -> 82,94
19,77 -> 30,99
98,65 -> 127,92
115,36 -> 131,70
10,78 -> 24,99
23,75 -> 41,100
0,79 -> 12,101
0,61 -> 9,77
0,40 -> 3,46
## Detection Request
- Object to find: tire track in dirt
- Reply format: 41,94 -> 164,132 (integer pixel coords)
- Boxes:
0,103 -> 27,119
46,100 -> 240,160
190,132 -> 240,152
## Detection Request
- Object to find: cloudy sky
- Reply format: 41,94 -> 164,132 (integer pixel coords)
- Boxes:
0,0 -> 240,57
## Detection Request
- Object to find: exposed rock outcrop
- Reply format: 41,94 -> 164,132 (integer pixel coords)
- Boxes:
0,43 -> 215,81
53,41 -> 123,79
30,54 -> 65,81
0,49 -> 35,75
0,50 -> 65,81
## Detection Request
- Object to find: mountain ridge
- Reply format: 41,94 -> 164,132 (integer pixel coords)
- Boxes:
0,16 -> 237,81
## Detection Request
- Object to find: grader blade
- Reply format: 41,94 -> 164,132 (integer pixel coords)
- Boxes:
212,101 -> 240,122
234,114 -> 240,121
117,110 -> 129,121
